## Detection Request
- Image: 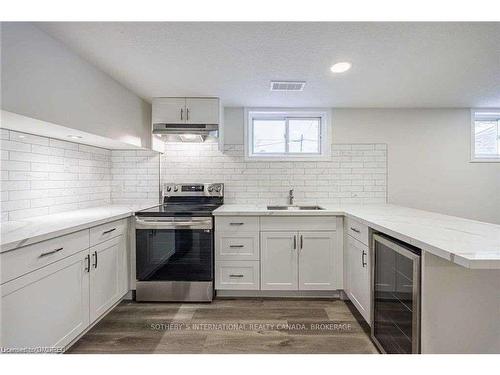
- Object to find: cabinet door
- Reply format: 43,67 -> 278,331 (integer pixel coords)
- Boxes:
89,236 -> 126,323
298,231 -> 337,290
185,98 -> 219,124
152,97 -> 186,124
347,236 -> 371,323
261,232 -> 298,290
1,250 -> 90,350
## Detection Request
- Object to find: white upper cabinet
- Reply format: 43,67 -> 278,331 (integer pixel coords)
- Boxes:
152,97 -> 220,124
298,231 -> 337,290
152,98 -> 186,124
185,98 -> 220,124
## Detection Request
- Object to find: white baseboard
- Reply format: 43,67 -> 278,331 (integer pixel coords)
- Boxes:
215,289 -> 341,298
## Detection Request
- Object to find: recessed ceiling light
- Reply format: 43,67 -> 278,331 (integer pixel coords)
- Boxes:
330,62 -> 352,73
68,135 -> 82,139
18,135 -> 26,139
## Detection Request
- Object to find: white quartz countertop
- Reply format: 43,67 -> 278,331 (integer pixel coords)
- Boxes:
0,202 -> 159,253
213,204 -> 500,269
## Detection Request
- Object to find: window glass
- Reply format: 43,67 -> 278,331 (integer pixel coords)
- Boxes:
288,118 -> 320,153
252,119 -> 286,154
474,120 -> 499,156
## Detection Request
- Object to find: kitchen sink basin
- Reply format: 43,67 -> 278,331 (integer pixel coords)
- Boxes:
266,205 -> 325,211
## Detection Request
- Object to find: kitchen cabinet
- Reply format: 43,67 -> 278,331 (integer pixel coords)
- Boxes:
89,235 -> 127,323
345,229 -> 371,324
298,231 -> 337,290
261,230 -> 338,291
185,98 -> 220,124
152,97 -> 220,124
215,260 -> 260,290
1,218 -> 129,351
215,216 -> 260,290
261,231 -> 298,290
1,250 -> 90,351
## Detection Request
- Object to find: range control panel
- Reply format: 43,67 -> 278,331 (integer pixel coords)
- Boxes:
163,183 -> 224,197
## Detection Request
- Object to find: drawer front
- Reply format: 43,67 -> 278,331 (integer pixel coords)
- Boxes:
216,232 -> 259,261
215,216 -> 259,233
346,217 -> 369,246
89,219 -> 127,247
1,229 -> 90,284
260,216 -> 337,232
215,261 -> 260,290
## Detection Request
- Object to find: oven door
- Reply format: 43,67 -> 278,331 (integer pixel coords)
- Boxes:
135,217 -> 213,282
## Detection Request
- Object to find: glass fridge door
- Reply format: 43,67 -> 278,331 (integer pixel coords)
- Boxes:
372,234 -> 420,354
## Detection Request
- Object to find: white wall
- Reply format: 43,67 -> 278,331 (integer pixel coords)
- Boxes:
334,109 -> 500,225
1,22 -> 152,149
223,107 -> 500,224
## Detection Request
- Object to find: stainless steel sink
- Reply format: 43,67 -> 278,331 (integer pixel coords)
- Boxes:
267,205 -> 324,211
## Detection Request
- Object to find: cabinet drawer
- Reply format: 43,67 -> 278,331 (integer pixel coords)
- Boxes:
216,232 -> 259,261
215,261 -> 260,290
1,230 -> 90,284
346,217 -> 369,246
260,216 -> 337,231
89,219 -> 127,247
215,216 -> 259,233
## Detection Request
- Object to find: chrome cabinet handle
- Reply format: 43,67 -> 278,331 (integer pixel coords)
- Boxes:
362,250 -> 367,267
102,228 -> 116,235
93,250 -> 98,269
293,235 -> 297,250
300,235 -> 303,250
229,245 -> 244,248
186,108 -> 189,121
229,222 -> 244,226
229,274 -> 244,278
39,247 -> 63,257
180,108 -> 183,120
85,254 -> 90,272
350,227 -> 360,233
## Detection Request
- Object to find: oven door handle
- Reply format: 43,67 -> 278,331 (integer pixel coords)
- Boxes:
135,218 -> 212,230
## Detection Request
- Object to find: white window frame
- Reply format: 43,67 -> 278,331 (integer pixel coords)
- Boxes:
470,108 -> 500,163
244,107 -> 331,161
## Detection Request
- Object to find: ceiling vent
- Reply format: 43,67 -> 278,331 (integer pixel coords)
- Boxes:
270,81 -> 306,92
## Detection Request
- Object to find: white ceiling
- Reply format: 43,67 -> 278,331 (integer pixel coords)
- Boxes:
36,22 -> 500,108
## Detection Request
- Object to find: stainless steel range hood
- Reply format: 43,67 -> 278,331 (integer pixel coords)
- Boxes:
152,123 -> 219,143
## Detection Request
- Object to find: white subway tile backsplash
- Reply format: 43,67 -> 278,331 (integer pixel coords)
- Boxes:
0,129 -> 114,221
161,143 -> 387,205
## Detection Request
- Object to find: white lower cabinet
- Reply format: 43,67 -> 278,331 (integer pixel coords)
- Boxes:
89,235 -> 127,323
261,232 -> 298,290
298,231 -> 337,290
346,236 -> 371,323
261,231 -> 338,291
215,215 -> 341,293
0,219 -> 129,351
1,250 -> 90,350
215,260 -> 260,290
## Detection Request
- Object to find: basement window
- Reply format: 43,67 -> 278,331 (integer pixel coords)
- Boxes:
471,109 -> 500,162
245,108 -> 331,161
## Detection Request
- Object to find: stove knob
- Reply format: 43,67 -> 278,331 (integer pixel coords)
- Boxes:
208,186 -> 214,192
166,186 -> 172,192
215,186 -> 221,192
174,186 -> 179,192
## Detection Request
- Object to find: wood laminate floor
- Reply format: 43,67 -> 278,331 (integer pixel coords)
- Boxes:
67,298 -> 379,354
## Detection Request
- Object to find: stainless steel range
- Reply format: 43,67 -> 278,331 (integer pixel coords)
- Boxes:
134,183 -> 224,302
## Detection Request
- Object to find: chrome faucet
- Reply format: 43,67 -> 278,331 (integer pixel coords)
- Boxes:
288,189 -> 294,205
